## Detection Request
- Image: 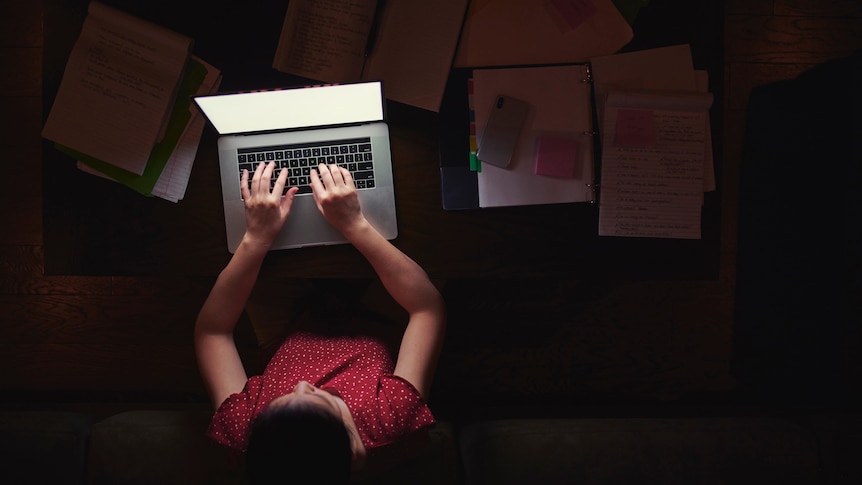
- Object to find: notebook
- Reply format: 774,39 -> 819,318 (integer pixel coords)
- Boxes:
193,81 -> 397,252
438,46 -> 715,239
439,64 -> 597,211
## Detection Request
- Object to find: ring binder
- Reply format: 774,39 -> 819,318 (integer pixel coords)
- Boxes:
586,183 -> 599,204
580,64 -> 593,83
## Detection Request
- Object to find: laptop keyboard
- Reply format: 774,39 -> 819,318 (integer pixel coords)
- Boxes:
236,137 -> 376,196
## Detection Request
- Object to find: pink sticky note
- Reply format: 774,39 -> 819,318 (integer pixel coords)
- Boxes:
550,0 -> 598,31
615,109 -> 655,147
534,136 -> 579,178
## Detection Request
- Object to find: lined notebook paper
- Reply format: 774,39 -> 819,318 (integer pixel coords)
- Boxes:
598,90 -> 713,239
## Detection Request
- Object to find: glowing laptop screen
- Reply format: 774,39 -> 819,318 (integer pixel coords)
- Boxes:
194,81 -> 384,135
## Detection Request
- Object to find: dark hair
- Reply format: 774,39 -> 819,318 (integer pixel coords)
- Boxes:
246,401 -> 352,484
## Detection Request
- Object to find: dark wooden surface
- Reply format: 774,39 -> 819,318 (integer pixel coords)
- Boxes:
1,0 -> 860,408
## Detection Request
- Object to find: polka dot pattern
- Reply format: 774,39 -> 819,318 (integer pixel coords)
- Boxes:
207,331 -> 435,451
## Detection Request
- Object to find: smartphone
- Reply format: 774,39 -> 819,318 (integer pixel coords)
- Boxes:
477,95 -> 530,169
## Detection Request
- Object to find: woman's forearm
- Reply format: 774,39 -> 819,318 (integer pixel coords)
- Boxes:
343,220 -> 443,315
195,236 -> 269,336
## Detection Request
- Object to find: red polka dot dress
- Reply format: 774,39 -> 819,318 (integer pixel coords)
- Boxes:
207,330 -> 435,452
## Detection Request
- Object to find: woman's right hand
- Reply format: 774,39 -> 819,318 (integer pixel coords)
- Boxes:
309,163 -> 368,237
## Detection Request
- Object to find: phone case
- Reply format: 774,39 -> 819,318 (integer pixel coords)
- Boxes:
477,95 -> 530,168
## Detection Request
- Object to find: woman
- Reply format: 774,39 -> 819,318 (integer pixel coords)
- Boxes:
194,161 -> 446,483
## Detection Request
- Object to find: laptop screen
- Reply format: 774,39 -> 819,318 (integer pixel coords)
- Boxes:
194,81 -> 385,135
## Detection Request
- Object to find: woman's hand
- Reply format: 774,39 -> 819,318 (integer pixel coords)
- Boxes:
310,163 -> 368,236
240,161 -> 299,249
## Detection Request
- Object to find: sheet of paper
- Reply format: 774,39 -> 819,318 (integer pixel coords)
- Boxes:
273,0 -> 468,112
454,0 -> 632,67
272,0 -> 375,83
598,91 -> 712,239
590,44 -> 696,127
695,70 -> 716,192
78,57 -> 222,203
590,45 -> 715,192
42,1 -> 192,175
151,61 -> 223,202
473,65 -> 595,207
362,0 -> 469,111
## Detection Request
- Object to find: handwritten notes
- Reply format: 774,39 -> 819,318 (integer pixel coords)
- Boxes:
273,0 -> 375,83
598,91 -> 713,239
42,1 -> 192,175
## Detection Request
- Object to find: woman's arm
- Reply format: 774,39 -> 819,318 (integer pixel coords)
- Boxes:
195,162 -> 298,408
311,164 -> 446,399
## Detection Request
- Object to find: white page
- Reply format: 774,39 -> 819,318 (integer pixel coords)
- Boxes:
590,44 -> 696,127
695,70 -> 716,192
598,91 -> 712,239
363,0 -> 469,111
151,61 -> 223,202
590,45 -> 715,193
42,1 -> 192,175
272,0 -> 374,83
78,57 -> 222,203
473,65 -> 595,208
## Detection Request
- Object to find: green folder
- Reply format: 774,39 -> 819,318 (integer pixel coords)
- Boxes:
57,58 -> 209,196
612,0 -> 650,26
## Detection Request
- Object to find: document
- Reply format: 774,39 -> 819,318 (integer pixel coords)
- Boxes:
598,91 -> 713,239
472,65 -> 596,208
273,0 -> 468,111
454,0 -> 633,67
42,1 -> 193,175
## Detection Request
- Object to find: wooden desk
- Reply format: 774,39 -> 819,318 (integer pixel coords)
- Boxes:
42,0 -> 723,279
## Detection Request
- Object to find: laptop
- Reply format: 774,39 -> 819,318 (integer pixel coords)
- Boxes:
193,81 -> 397,252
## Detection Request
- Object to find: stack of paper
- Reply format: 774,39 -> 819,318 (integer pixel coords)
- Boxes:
41,1 -> 221,203
590,44 -> 714,239
272,0 -> 469,112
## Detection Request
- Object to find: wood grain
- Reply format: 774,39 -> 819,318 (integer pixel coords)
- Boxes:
725,15 -> 862,64
0,0 -> 42,47
0,246 -> 111,295
775,0 -> 862,17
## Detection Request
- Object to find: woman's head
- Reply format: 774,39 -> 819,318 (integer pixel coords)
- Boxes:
246,382 -> 352,484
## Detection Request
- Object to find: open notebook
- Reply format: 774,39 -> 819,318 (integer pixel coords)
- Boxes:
439,45 -> 714,240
